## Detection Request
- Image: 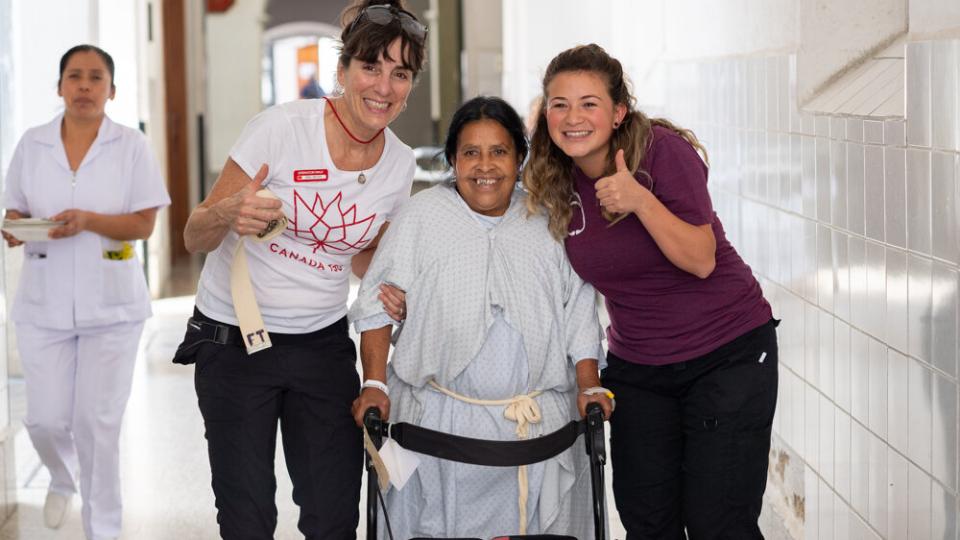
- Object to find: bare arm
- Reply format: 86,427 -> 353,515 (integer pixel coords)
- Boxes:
596,150 -> 716,279
351,325 -> 392,426
183,159 -> 284,253
633,195 -> 716,278
47,208 -> 159,241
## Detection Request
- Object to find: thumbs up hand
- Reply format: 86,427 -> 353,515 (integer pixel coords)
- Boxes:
216,163 -> 285,237
594,149 -> 648,215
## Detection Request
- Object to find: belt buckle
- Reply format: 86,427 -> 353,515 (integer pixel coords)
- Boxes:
213,324 -> 231,345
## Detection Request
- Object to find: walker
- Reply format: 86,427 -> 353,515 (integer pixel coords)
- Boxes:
363,403 -> 608,540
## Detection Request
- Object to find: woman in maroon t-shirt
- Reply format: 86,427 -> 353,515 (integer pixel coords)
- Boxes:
524,43 -> 778,539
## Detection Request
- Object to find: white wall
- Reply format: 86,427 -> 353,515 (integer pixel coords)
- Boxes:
205,0 -> 267,174
12,0 -> 90,132
502,0 -> 908,112
0,0 -> 15,171
11,0 -> 141,132
461,0 -> 502,99
501,0 -> 665,120
97,0 -> 141,128
662,0 -> 798,59
797,0 -> 905,104
909,0 -> 960,39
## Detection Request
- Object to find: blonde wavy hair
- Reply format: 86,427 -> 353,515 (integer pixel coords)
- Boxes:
523,44 -> 708,240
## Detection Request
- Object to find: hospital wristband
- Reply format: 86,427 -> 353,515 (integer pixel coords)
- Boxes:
362,379 -> 389,396
582,386 -> 616,411
582,386 -> 615,399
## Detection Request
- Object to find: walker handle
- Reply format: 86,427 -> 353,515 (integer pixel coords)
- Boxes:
364,406 -> 383,540
584,402 -> 607,540
364,406 -> 383,442
585,402 -> 605,464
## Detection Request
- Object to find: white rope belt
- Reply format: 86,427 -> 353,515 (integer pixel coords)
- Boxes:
230,189 -> 288,355
428,380 -> 543,535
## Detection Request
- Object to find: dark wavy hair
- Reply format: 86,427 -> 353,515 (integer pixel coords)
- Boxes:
338,0 -> 427,76
59,44 -> 115,90
444,96 -> 529,176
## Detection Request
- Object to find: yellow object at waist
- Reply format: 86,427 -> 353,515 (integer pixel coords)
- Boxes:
103,242 -> 135,260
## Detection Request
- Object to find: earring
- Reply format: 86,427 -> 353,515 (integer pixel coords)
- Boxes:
613,121 -> 621,129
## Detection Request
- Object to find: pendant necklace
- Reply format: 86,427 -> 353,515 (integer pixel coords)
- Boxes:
324,97 -> 384,184
358,163 -> 368,185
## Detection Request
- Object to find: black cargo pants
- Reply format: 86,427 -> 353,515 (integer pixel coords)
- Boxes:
602,319 -> 779,540
192,312 -> 362,540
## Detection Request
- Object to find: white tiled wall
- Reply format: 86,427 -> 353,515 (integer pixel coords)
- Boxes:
664,42 -> 960,539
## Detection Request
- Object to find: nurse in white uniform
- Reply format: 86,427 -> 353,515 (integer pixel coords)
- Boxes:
1,44 -> 170,540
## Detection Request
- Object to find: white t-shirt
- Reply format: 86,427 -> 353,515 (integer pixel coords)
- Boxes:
195,99 -> 416,333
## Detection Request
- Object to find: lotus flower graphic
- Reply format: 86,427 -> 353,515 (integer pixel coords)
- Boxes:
287,189 -> 377,254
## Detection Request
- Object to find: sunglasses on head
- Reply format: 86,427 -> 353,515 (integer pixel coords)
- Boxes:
349,4 -> 428,41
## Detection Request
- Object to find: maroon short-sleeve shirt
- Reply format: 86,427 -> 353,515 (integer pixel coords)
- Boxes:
564,126 -> 772,365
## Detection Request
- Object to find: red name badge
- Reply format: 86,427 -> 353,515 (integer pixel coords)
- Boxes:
294,169 -> 328,182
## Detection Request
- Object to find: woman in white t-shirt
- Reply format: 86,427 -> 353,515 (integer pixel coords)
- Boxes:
178,1 -> 426,537
2,45 -> 170,540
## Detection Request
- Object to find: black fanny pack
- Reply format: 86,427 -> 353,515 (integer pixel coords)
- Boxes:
172,311 -> 238,365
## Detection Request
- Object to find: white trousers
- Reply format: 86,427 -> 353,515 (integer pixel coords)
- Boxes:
16,320 -> 144,540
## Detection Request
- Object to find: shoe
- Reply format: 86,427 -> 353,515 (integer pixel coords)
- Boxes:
42,491 -> 72,529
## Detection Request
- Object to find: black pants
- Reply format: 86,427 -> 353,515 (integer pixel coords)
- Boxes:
602,320 -> 779,540
193,314 -> 362,540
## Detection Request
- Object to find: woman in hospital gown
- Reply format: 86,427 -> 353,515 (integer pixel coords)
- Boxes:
349,96 -> 613,539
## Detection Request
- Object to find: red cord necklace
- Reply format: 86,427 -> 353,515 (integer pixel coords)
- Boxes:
323,97 -> 384,144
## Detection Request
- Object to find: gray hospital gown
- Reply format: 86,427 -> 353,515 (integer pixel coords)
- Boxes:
349,182 -> 604,538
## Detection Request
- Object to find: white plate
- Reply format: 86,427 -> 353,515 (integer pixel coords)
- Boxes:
2,219 -> 64,242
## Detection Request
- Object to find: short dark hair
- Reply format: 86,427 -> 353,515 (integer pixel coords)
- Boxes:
59,44 -> 115,90
444,96 -> 529,172
338,0 -> 426,76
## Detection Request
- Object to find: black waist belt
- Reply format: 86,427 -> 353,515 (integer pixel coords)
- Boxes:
369,419 -> 587,467
173,307 -> 347,364
189,307 -> 347,347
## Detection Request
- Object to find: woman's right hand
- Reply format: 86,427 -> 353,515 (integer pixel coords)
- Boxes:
379,283 -> 407,322
2,231 -> 22,247
352,387 -> 391,427
2,210 -> 26,247
212,164 -> 284,237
